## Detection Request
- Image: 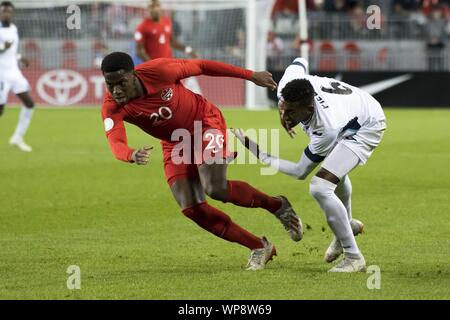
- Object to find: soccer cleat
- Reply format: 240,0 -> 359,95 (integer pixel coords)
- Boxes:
324,219 -> 364,263
328,254 -> 366,273
246,237 -> 277,271
9,136 -> 32,152
274,196 -> 303,242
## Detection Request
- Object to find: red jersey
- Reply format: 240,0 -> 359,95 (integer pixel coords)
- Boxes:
101,58 -> 252,162
135,16 -> 173,59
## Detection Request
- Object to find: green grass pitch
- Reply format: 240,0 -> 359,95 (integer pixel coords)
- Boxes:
0,107 -> 449,299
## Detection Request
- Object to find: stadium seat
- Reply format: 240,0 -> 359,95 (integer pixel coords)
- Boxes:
318,41 -> 336,71
343,41 -> 361,71
377,47 -> 389,70
24,40 -> 41,68
61,41 -> 77,69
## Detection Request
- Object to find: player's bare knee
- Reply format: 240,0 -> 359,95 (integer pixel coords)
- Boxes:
203,182 -> 228,202
24,100 -> 35,109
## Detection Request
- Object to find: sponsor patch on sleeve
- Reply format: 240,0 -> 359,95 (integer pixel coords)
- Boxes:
104,118 -> 114,132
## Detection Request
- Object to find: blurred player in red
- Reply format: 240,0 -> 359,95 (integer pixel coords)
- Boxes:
100,52 -> 303,270
135,0 -> 201,93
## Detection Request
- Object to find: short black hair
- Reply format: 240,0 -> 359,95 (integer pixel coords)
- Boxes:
0,1 -> 14,8
101,52 -> 134,73
281,79 -> 315,106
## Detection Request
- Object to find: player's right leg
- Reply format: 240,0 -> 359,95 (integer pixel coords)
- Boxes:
325,176 -> 364,263
169,178 -> 276,271
162,142 -> 276,270
309,144 -> 366,273
9,73 -> 34,152
0,104 -> 4,117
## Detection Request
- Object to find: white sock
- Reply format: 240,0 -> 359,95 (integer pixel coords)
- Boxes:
335,175 -> 352,221
310,176 -> 360,256
12,106 -> 34,140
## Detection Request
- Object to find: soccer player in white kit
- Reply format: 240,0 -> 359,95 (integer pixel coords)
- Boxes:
0,1 -> 35,152
233,58 -> 386,272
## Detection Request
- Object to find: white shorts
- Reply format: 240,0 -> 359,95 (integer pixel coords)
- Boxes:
322,118 -> 386,179
0,68 -> 31,104
340,118 -> 386,165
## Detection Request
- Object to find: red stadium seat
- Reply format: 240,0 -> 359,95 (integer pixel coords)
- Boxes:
343,41 -> 361,71
318,41 -> 336,71
62,41 -> 77,69
24,40 -> 41,68
377,47 -> 388,69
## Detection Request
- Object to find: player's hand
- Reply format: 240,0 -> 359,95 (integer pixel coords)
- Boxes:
278,101 -> 297,139
4,41 -> 12,50
230,128 -> 246,145
20,57 -> 30,68
131,146 -> 153,165
251,71 -> 277,91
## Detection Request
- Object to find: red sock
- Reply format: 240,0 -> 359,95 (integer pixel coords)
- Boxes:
182,202 -> 264,250
226,180 -> 282,214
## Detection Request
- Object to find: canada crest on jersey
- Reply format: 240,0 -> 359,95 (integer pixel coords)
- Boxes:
161,88 -> 173,101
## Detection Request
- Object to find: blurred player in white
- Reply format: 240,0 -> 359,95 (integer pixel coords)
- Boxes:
0,1 -> 35,152
233,57 -> 386,272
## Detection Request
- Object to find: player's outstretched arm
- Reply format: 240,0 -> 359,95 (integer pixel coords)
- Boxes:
232,128 -> 318,180
172,59 -> 276,90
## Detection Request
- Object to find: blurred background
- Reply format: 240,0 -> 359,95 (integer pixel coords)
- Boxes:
9,0 -> 450,108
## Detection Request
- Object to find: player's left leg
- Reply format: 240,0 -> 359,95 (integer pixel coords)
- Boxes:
197,161 -> 302,242
309,143 -> 366,272
197,107 -> 302,241
10,73 -> 35,152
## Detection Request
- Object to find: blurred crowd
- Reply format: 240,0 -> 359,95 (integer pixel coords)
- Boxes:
12,1 -> 450,72
268,0 -> 450,70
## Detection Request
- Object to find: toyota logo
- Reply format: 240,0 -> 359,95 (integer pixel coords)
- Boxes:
37,70 -> 88,105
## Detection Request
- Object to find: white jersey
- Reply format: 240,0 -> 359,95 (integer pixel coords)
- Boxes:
277,57 -> 386,161
0,22 -> 20,71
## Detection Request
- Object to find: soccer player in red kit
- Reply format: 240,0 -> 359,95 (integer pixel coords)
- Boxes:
134,0 -> 202,94
134,0 -> 197,61
100,52 -> 302,270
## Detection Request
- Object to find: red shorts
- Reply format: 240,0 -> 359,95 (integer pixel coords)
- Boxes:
162,106 -> 236,186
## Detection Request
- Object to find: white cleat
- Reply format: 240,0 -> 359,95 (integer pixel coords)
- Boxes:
324,219 -> 364,263
274,196 -> 303,242
9,136 -> 32,152
328,254 -> 366,273
246,237 -> 277,271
